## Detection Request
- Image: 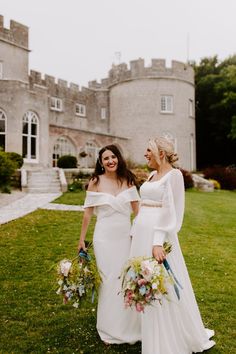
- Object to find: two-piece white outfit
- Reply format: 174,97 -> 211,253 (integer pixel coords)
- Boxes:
130,169 -> 215,354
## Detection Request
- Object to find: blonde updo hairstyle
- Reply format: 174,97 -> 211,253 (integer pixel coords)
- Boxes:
148,136 -> 179,167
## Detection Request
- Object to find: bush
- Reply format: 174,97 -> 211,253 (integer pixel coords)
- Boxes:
0,151 -> 17,192
203,165 -> 236,190
68,178 -> 84,192
57,155 -> 77,168
131,168 -> 149,189
6,152 -> 24,168
179,168 -> 194,189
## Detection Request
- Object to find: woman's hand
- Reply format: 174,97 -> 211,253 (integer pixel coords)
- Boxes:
152,245 -> 166,263
78,240 -> 87,252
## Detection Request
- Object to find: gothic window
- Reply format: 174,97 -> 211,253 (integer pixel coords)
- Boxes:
75,103 -> 86,117
22,111 -> 39,162
0,109 -> 6,151
50,97 -> 62,111
52,136 -> 76,167
160,95 -> 173,113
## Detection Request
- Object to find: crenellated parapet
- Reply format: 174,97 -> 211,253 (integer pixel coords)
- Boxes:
29,70 -> 95,100
0,14 -> 29,49
88,57 -> 194,89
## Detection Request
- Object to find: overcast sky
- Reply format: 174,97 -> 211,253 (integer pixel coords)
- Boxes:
1,0 -> 236,87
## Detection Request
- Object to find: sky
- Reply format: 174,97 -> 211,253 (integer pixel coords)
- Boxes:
1,0 -> 236,87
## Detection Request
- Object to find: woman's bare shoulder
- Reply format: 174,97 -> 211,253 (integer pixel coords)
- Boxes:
87,177 -> 99,192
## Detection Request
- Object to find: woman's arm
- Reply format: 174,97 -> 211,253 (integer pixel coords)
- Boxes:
131,200 -> 139,216
78,207 -> 94,251
152,169 -> 185,263
77,178 -> 97,251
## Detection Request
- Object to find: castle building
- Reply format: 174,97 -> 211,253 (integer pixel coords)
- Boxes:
0,15 -> 196,171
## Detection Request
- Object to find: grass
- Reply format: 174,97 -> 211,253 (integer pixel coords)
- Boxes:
0,189 -> 235,353
53,190 -> 86,205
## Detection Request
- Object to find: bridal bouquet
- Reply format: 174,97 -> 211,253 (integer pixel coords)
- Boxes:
120,242 -> 182,312
56,246 -> 101,308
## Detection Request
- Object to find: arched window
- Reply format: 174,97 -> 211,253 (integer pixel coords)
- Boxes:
84,141 -> 100,168
0,109 -> 7,151
52,136 -> 76,167
22,111 -> 39,162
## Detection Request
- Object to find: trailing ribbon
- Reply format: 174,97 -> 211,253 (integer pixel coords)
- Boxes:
78,249 -> 91,261
163,259 -> 183,300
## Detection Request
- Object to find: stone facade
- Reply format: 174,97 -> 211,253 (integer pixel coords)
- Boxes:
0,15 -> 196,170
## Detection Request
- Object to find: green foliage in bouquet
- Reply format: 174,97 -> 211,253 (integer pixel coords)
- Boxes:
56,247 -> 101,308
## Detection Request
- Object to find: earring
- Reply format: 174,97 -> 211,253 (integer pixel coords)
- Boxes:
101,166 -> 105,172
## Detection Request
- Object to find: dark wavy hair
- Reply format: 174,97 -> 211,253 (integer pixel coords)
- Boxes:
91,144 -> 137,186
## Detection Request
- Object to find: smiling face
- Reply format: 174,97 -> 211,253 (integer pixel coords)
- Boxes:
144,147 -> 159,169
101,149 -> 118,173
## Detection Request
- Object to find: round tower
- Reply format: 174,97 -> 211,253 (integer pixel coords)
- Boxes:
107,58 -> 196,170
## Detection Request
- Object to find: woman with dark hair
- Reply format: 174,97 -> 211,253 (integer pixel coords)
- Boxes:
78,144 -> 141,345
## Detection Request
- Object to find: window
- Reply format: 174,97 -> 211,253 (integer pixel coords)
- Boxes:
52,136 -> 76,167
75,103 -> 86,117
189,99 -> 194,117
0,109 -> 6,151
101,107 -> 106,120
160,95 -> 173,113
0,62 -> 3,79
50,97 -> 62,111
22,111 -> 39,162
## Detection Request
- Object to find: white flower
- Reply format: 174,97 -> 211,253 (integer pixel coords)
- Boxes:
58,279 -> 63,286
140,260 -> 155,281
56,287 -> 61,295
152,283 -> 158,289
73,302 -> 79,308
60,260 -> 72,276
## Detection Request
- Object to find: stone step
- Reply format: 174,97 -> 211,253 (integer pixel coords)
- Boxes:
26,187 -> 62,193
27,183 -> 61,188
25,169 -> 63,193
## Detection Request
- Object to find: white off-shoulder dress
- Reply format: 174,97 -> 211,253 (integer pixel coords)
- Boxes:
130,169 -> 215,354
84,186 -> 141,344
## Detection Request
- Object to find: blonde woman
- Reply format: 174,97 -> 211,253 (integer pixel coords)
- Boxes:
130,137 -> 215,354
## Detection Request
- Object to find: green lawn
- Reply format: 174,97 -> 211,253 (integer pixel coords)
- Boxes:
0,189 -> 235,353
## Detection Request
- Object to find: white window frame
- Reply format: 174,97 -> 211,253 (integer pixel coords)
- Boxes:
0,62 -> 3,79
50,97 -> 62,111
52,136 -> 76,167
160,95 -> 173,113
22,111 -> 39,163
0,109 -> 7,151
189,99 -> 194,118
75,103 -> 86,117
101,107 -> 106,120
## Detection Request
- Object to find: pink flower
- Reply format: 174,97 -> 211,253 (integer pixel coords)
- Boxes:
136,302 -> 145,312
137,278 -> 147,286
126,290 -> 134,300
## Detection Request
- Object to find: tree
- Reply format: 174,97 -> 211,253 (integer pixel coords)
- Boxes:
194,55 -> 236,168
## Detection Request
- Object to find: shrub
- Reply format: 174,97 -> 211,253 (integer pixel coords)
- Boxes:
6,152 -> 24,168
57,155 -> 77,168
131,168 -> 149,189
203,165 -> 236,190
0,151 -> 17,192
68,178 -> 84,192
179,168 -> 194,189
